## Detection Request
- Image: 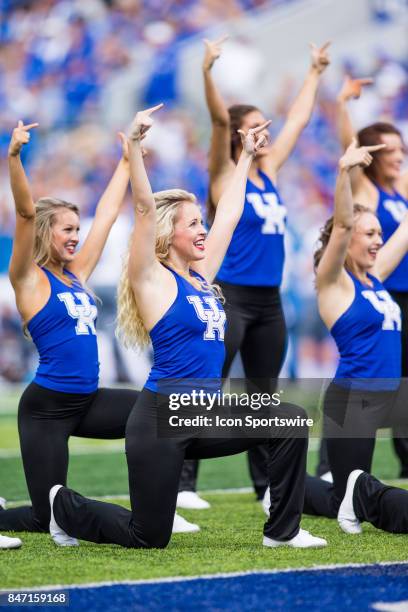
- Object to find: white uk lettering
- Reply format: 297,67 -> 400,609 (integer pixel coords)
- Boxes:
361,290 -> 401,331
58,292 -> 97,335
187,295 -> 226,340
383,199 -> 407,223
246,192 -> 287,234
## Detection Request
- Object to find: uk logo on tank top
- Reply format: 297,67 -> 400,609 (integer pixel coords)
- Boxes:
186,296 -> 226,340
57,292 -> 97,335
383,199 -> 407,223
361,290 -> 401,331
246,192 -> 287,234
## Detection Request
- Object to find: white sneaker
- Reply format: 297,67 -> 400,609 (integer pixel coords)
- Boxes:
0,497 -> 6,510
338,469 -> 363,535
0,534 -> 22,549
177,491 -> 210,510
320,471 -> 334,483
263,528 -> 327,549
262,488 -> 270,517
49,485 -> 79,547
172,512 -> 200,533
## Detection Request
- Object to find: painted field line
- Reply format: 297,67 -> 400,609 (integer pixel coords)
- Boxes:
9,561 -> 408,593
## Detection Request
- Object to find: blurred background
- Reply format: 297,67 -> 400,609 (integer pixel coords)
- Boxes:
0,0 -> 407,389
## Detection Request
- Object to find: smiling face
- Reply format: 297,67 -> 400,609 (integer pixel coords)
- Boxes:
347,212 -> 383,272
170,201 -> 207,262
50,208 -> 80,264
374,132 -> 405,184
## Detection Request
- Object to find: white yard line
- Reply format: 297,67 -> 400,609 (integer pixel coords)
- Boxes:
6,561 -> 408,593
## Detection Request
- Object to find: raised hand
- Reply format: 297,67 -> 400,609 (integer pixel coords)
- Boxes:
310,41 -> 331,74
8,120 -> 39,157
337,75 -> 373,102
203,35 -> 228,72
238,120 -> 271,156
339,138 -> 386,171
129,104 -> 163,142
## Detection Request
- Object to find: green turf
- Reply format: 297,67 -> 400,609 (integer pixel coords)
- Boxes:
2,492 -> 408,589
1,388 -> 407,590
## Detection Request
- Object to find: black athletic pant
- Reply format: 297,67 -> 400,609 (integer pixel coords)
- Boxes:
316,290 -> 408,479
304,383 -> 408,532
53,388 -> 307,548
0,382 -> 138,533
179,282 -> 287,498
389,290 -> 408,477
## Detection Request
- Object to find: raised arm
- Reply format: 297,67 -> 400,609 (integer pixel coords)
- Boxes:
316,139 -> 384,288
68,134 -> 131,283
336,76 -> 374,194
376,213 -> 408,281
195,122 -> 270,283
202,37 -> 235,201
126,104 -> 163,291
8,120 -> 40,288
261,42 -> 330,178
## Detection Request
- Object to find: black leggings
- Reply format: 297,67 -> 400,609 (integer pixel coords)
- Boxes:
389,290 -> 408,476
0,382 -> 137,533
179,283 -> 287,497
317,290 -> 408,478
304,383 -> 408,533
53,388 -> 308,548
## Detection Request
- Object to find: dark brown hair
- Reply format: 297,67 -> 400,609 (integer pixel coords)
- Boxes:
206,104 -> 259,225
313,204 -> 374,270
357,122 -> 403,182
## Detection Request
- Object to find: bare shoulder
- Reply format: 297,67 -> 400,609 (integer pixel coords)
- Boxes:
131,262 -> 178,332
13,266 -> 51,324
317,270 -> 355,330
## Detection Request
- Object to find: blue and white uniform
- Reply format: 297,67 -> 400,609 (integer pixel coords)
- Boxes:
1,266 -> 138,534
217,170 -> 287,287
376,184 -> 408,292
215,169 -> 288,499
331,271 -> 401,389
28,268 -> 99,393
145,267 -> 226,393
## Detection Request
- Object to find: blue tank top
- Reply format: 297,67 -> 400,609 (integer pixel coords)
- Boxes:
216,170 -> 287,286
331,271 -> 401,389
145,268 -> 226,393
28,268 -> 99,394
376,184 -> 408,292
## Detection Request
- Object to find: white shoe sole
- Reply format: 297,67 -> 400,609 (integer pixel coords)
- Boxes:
338,470 -> 363,535
0,535 -> 22,549
176,492 -> 210,510
49,485 -> 79,547
172,513 -> 200,533
263,529 -> 327,549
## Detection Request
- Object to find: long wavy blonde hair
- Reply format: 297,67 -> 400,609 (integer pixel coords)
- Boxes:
33,197 -> 80,267
117,189 -> 221,349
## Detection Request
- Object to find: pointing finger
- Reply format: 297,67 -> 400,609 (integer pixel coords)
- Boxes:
215,34 -> 228,45
252,120 -> 272,133
145,103 -> 164,115
23,122 -> 39,131
366,144 -> 387,152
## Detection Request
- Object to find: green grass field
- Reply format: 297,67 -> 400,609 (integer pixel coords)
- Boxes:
0,388 -> 407,590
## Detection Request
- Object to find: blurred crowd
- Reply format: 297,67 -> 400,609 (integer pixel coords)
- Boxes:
0,0 -> 407,384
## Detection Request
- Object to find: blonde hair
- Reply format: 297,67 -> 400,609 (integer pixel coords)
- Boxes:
34,197 -> 80,267
116,189 -> 222,349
